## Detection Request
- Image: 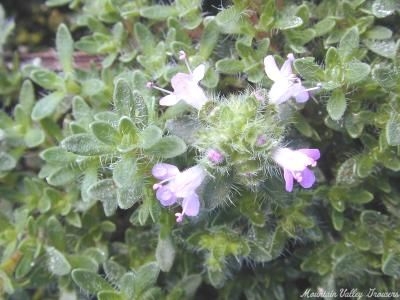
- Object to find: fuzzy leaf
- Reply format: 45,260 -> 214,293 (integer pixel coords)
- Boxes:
134,23 -> 155,53
88,179 -> 118,216
72,269 -> 113,295
0,152 -> 17,171
113,79 -> 134,117
382,252 -> 400,277
338,27 -> 359,61
139,125 -> 163,149
216,59 -> 244,74
31,92 -> 64,121
90,121 -> 121,146
156,236 -> 176,272
61,134 -> 113,156
46,247 -> 71,276
145,136 -> 187,158
275,15 -> 303,30
30,69 -> 63,90
24,128 -> 45,148
97,291 -> 125,300
139,5 -> 178,19
386,114 -> 400,146
113,157 -> 136,188
56,24 -> 74,73
294,57 -> 325,82
199,20 -> 219,60
327,89 -> 346,120
133,262 -> 160,296
344,61 -> 370,84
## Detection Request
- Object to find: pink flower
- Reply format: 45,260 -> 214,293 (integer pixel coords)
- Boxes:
264,53 -> 309,105
152,163 -> 206,222
147,52 -> 208,111
159,64 -> 207,110
272,148 -> 320,192
206,149 -> 224,164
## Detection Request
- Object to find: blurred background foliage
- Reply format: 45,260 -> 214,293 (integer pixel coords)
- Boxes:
1,0 -> 400,299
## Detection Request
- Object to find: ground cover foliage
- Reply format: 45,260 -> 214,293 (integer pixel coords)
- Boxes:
1,0 -> 400,299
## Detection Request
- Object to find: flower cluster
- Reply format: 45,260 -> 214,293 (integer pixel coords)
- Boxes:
150,51 -> 322,222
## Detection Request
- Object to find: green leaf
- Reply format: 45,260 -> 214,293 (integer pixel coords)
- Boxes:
31,92 -> 64,121
386,113 -> 400,146
46,247 -> 71,276
0,152 -> 17,171
97,291 -> 124,300
103,260 -> 125,283
40,146 -> 76,163
134,262 -> 160,296
275,15 -> 303,30
382,252 -> 400,278
327,89 -> 346,120
113,157 -> 136,188
24,127 -> 45,148
61,134 -> 113,156
364,39 -> 396,59
313,17 -> 336,37
139,5 -> 178,19
344,61 -> 370,84
293,57 -> 325,82
325,47 -> 341,69
30,69 -> 63,90
338,27 -> 359,61
156,236 -> 176,272
140,125 -> 163,149
145,136 -> 187,158
88,179 -> 118,216
119,272 -> 135,299
82,79 -> 105,97
134,23 -> 155,53
118,117 -> 139,152
199,20 -> 219,60
215,59 -> 244,74
365,25 -> 392,39
117,187 -> 140,209
372,66 -> 399,91
19,80 -> 35,113
90,121 -> 121,146
371,0 -> 399,18
113,79 -> 134,117
46,165 -> 80,186
56,24 -> 74,73
71,269 -> 113,295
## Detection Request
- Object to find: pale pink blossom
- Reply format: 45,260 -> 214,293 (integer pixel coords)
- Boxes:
272,148 -> 320,192
152,163 -> 206,222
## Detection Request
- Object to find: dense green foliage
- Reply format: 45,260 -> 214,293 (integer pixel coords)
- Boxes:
1,0 -> 400,299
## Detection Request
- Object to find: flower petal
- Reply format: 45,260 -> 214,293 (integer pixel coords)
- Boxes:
283,168 -> 294,192
279,53 -> 295,77
192,64 -> 205,83
268,80 -> 293,104
156,186 -> 177,206
181,193 -> 200,216
264,55 -> 282,81
174,165 -> 206,198
152,163 -> 180,180
273,148 -> 313,171
297,149 -> 320,161
291,83 -> 309,103
182,86 -> 208,110
298,168 -> 316,189
159,94 -> 179,106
